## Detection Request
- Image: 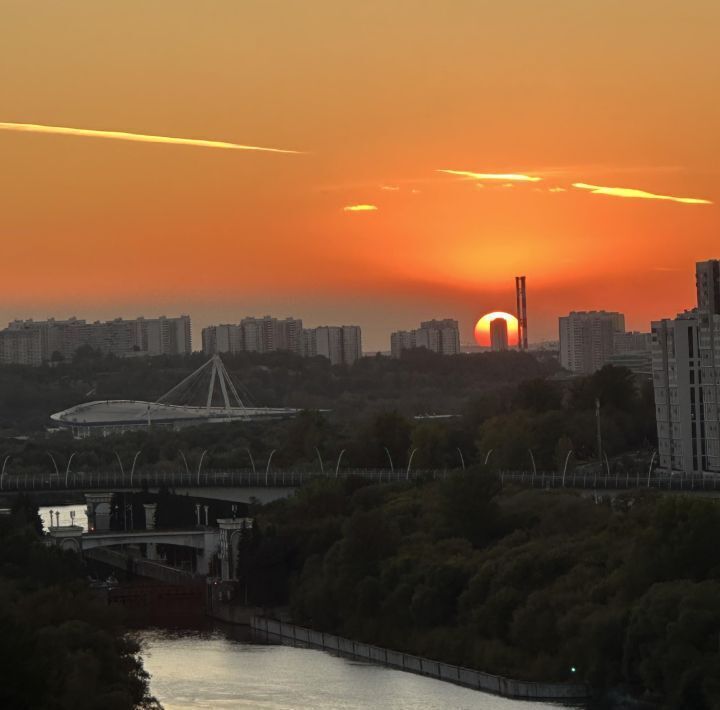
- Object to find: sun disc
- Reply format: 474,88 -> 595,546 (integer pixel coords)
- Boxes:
474,311 -> 519,347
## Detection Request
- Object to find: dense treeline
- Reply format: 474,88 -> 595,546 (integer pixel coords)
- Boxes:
1,357 -> 654,474
0,346 -> 555,432
244,476 -> 720,709
0,497 -> 160,709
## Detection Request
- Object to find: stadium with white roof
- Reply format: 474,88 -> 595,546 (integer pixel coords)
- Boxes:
51,355 -> 302,437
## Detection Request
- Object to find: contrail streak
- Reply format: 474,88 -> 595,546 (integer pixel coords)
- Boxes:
0,122 -> 303,154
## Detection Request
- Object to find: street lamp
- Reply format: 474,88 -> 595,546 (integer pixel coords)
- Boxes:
130,451 -> 142,488
315,447 -> 325,475
528,449 -> 537,480
265,449 -> 277,485
647,450 -> 657,488
47,453 -> 60,477
483,449 -> 494,466
64,452 -> 77,488
406,448 -> 418,479
1,455 -> 11,491
197,449 -> 209,485
245,448 -> 256,475
561,450 -> 573,487
384,447 -> 395,473
179,450 -> 190,476
335,449 -> 346,478
457,447 -> 466,471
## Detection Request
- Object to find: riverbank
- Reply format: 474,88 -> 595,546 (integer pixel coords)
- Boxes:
251,616 -> 591,702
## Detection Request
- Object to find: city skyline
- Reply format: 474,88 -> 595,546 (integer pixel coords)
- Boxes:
1,2 -> 718,350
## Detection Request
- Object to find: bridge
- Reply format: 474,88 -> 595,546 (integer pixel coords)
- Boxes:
5,467 -> 720,499
47,501 -> 250,581
0,468 -> 446,502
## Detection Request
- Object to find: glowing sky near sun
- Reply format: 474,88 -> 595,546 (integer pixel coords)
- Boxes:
1,1 -> 719,350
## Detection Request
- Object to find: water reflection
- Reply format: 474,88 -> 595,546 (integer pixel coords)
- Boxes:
139,627 -> 572,710
39,503 -> 88,531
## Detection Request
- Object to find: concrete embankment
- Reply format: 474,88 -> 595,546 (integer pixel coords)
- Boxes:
251,616 -> 591,702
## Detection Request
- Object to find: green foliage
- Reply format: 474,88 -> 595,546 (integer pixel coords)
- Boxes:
0,516 -> 160,709
255,478 -> 720,707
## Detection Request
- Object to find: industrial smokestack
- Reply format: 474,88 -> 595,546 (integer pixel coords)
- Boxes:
515,276 -> 528,351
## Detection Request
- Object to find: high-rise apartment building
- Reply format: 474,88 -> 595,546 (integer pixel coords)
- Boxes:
559,311 -> 625,374
303,325 -> 361,365
652,260 -> 720,475
490,318 -> 509,352
202,316 -> 360,366
391,318 -> 461,358
0,315 -> 191,365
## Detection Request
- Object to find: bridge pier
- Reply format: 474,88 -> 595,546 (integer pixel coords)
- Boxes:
217,518 -> 253,581
47,525 -> 84,553
85,492 -> 113,532
143,503 -> 157,530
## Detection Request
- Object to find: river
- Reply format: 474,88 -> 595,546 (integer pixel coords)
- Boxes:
138,627 -> 576,710
40,506 -> 577,709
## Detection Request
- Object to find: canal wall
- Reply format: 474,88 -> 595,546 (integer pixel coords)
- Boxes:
251,616 -> 590,701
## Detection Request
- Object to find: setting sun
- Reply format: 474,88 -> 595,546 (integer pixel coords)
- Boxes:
474,311 -> 519,347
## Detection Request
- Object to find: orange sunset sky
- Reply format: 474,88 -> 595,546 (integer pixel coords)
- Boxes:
1,1 -> 719,350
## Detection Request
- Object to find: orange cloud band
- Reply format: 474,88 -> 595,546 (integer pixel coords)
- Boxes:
573,182 -> 711,205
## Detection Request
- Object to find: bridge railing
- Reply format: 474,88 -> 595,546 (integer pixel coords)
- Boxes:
2,467 -> 719,492
498,470 -> 720,491
0,467 -> 453,492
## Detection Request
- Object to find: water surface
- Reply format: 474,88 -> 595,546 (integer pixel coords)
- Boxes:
139,628 -> 575,710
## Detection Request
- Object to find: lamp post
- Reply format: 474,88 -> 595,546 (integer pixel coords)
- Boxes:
528,449 -> 537,482
335,449 -> 346,478
197,449 -> 208,485
1,455 -> 11,491
179,450 -> 190,476
114,451 -> 126,476
130,450 -> 141,488
406,448 -> 418,479
595,398 -> 603,474
315,447 -> 325,475
647,450 -> 657,488
245,448 -> 256,475
483,449 -> 494,466
384,447 -> 394,473
64,452 -> 76,488
561,450 -> 573,487
47,453 -> 60,477
457,447 -> 466,471
265,449 -> 276,485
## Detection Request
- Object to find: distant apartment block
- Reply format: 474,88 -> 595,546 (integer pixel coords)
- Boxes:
559,311 -> 625,374
390,318 -> 461,358
203,316 -> 361,366
202,317 -> 304,356
490,318 -> 509,352
0,315 -> 191,365
652,260 -> 720,475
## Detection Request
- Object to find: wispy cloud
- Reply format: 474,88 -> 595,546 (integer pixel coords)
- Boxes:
0,121 -> 303,154
343,204 -> 378,212
572,182 -> 712,205
380,185 -> 400,191
548,187 -> 567,193
437,169 -> 541,182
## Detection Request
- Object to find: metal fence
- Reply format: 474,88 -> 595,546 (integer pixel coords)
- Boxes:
2,466 -> 719,493
0,468 -> 451,492
499,469 -> 720,491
